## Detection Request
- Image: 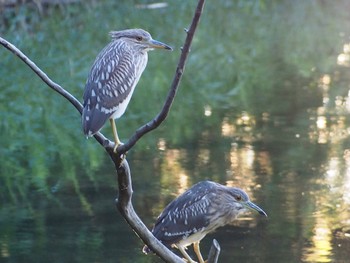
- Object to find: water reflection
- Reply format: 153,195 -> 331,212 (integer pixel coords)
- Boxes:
303,217 -> 333,263
343,150 -> 350,204
337,43 -> 350,66
227,144 -> 259,194
301,151 -> 347,263
160,148 -> 191,196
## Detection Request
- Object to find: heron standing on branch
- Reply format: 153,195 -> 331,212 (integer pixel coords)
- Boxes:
143,181 -> 267,263
82,29 -> 172,151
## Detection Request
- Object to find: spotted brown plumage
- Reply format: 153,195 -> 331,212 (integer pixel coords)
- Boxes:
82,29 -> 172,149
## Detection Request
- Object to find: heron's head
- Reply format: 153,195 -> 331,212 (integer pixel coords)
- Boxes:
110,28 -> 172,51
227,187 -> 267,217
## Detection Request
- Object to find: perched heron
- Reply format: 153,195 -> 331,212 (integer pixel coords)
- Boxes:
82,29 -> 172,151
143,181 -> 267,263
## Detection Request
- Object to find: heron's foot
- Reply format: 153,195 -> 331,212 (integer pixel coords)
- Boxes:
113,141 -> 124,153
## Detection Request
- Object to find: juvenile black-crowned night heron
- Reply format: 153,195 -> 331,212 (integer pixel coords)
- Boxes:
82,29 -> 172,151
143,181 -> 267,263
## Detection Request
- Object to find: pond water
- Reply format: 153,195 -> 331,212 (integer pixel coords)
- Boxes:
1,1 -> 350,263
2,110 -> 350,263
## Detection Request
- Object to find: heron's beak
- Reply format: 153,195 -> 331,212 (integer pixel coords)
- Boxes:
245,201 -> 267,217
149,39 -> 173,50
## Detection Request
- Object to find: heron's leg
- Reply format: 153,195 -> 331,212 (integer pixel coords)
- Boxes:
110,118 -> 121,152
193,242 -> 205,263
178,246 -> 197,263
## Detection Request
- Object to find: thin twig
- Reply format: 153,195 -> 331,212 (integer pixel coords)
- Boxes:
207,239 -> 221,263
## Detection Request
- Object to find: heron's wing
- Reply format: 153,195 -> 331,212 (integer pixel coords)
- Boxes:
151,181 -> 220,246
82,42 -> 137,135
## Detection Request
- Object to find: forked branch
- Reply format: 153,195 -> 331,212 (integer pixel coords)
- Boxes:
0,0 -> 220,262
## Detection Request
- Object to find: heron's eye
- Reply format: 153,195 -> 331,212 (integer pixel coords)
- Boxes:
136,36 -> 143,41
235,195 -> 242,201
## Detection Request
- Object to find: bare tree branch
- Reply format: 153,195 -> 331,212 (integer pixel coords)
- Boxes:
0,0 -> 212,262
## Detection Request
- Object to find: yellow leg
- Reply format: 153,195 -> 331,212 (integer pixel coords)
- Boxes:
178,246 -> 197,263
110,118 -> 121,152
193,242 -> 205,263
